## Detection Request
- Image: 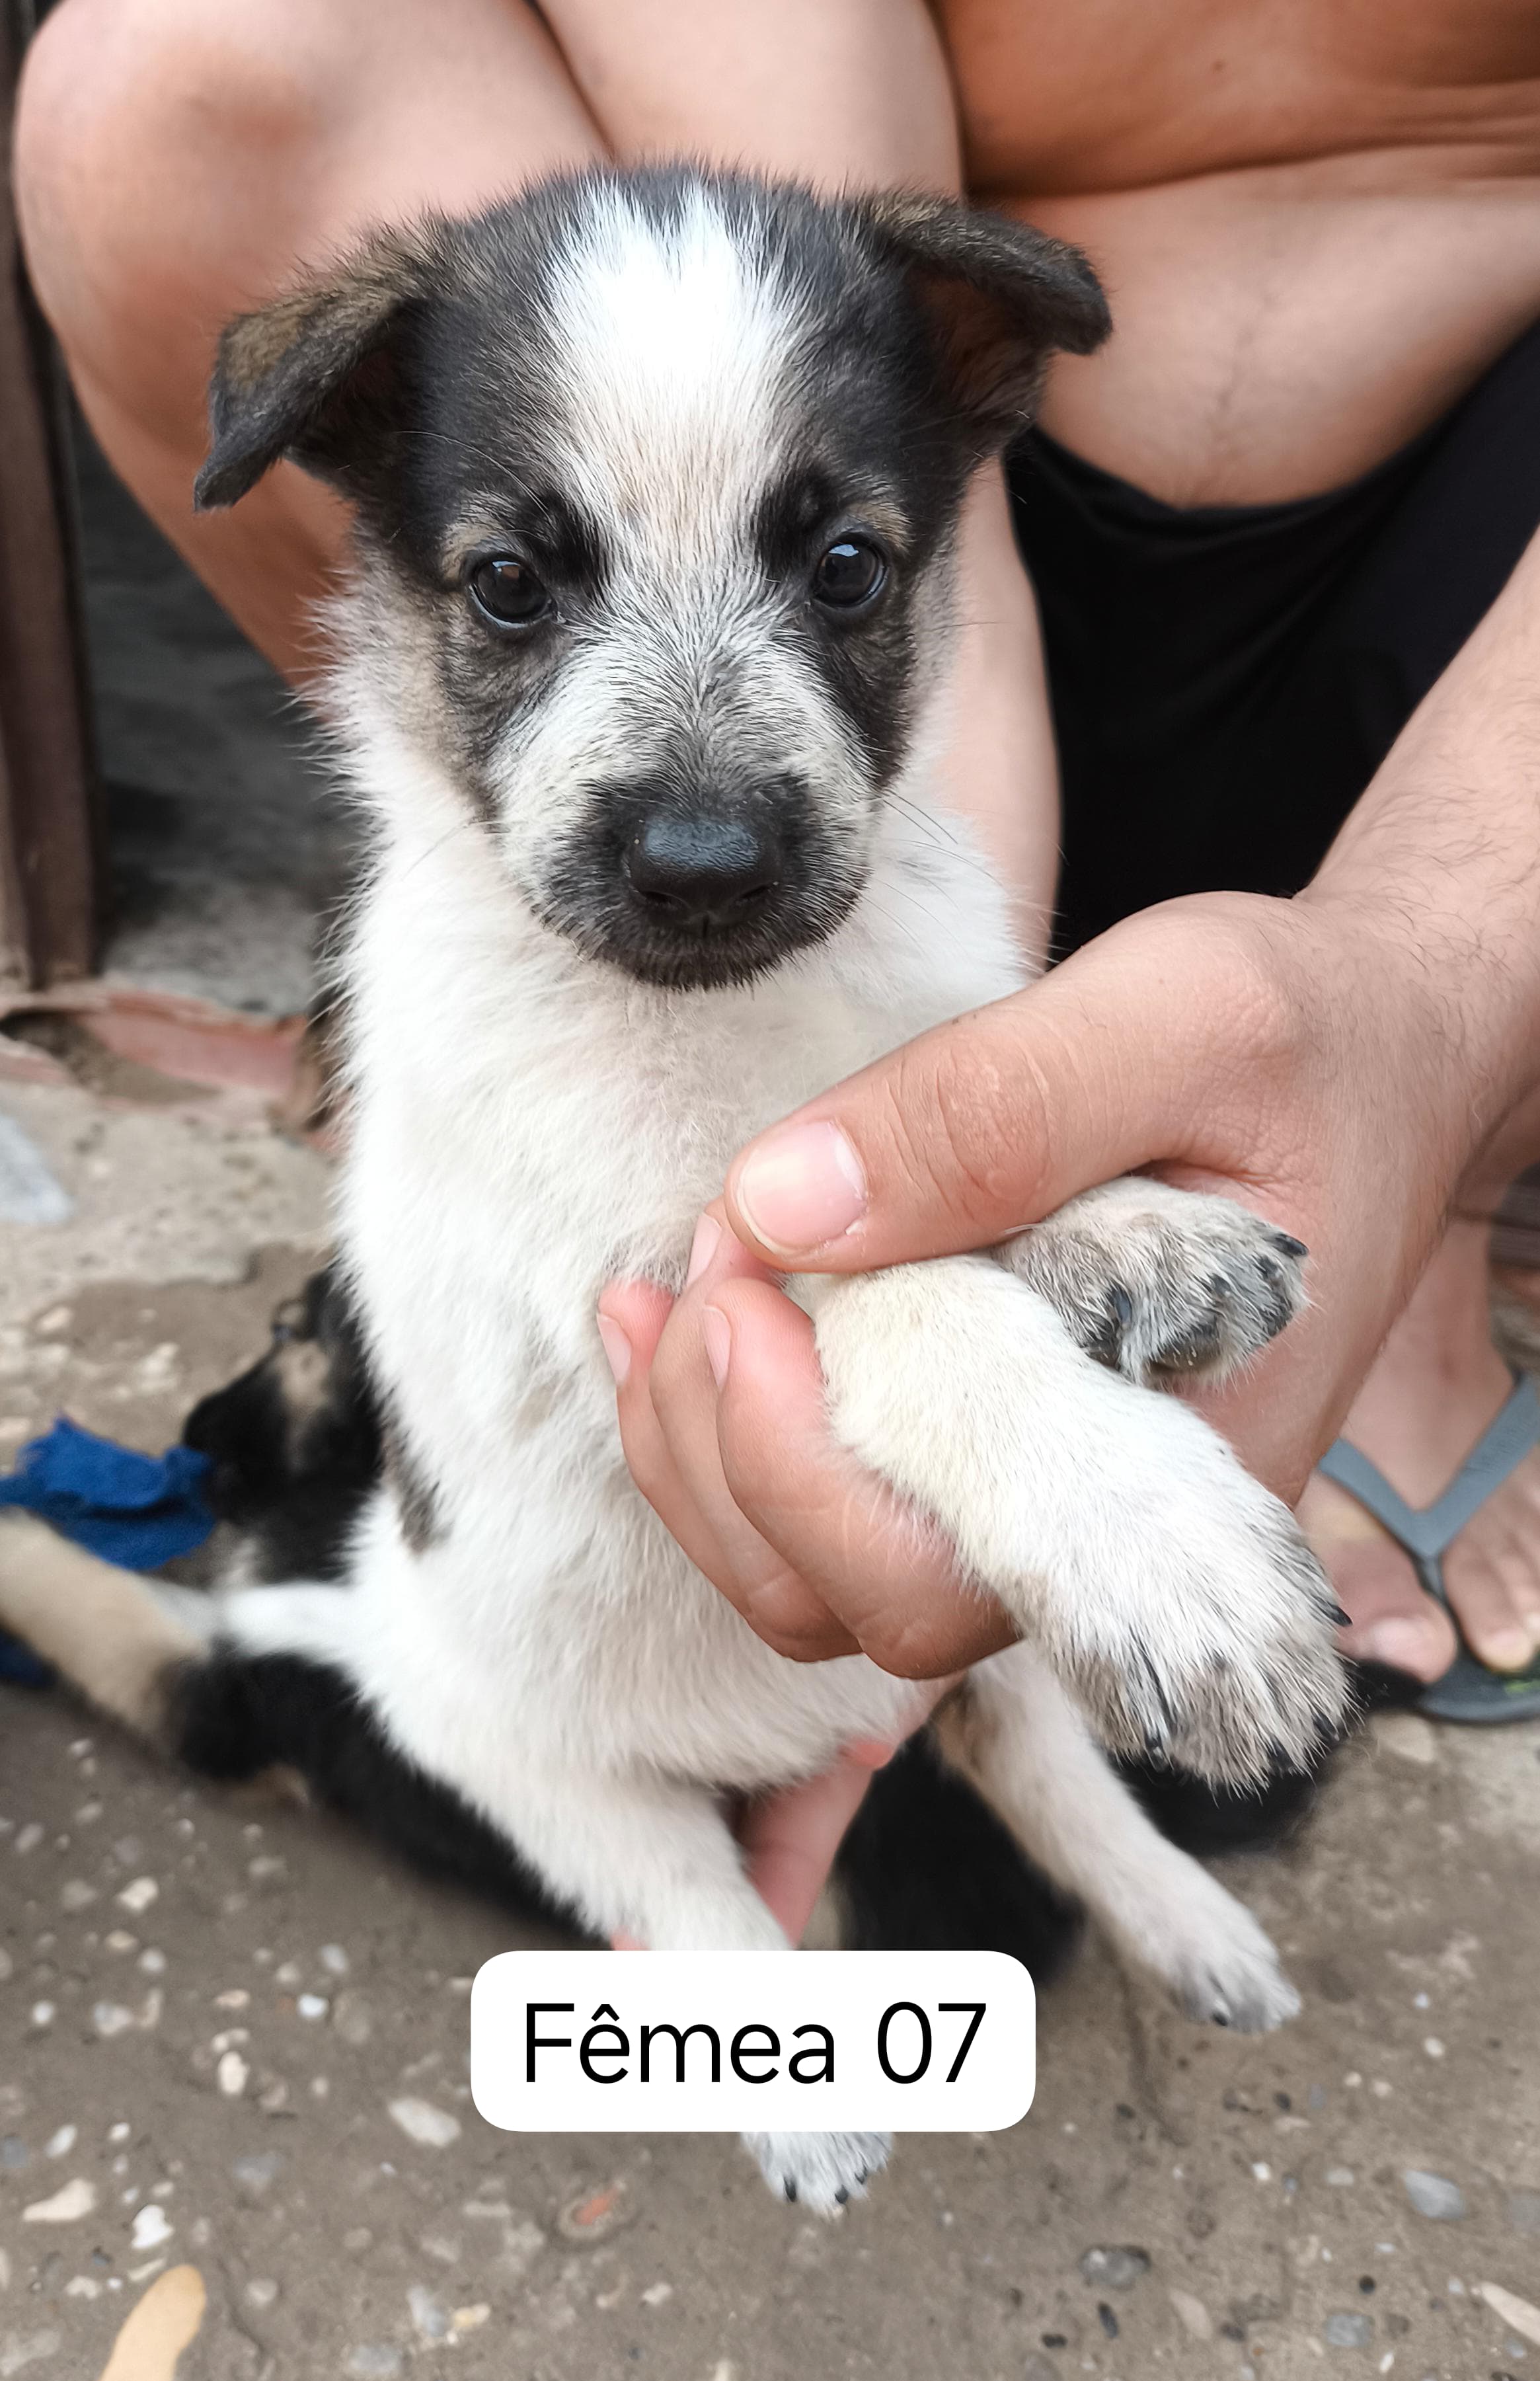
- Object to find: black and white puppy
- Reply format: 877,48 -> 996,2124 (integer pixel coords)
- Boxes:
0,169 -> 1348,2210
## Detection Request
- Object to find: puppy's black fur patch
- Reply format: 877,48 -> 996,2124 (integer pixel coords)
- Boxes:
167,1647 -> 562,1923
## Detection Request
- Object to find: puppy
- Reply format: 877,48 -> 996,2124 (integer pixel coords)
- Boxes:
0,168 -> 1348,2210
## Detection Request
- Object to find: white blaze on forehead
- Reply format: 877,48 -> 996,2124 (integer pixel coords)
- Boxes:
547,188 -> 800,552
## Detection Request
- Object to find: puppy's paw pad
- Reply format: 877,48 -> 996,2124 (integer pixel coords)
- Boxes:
744,2130 -> 891,2215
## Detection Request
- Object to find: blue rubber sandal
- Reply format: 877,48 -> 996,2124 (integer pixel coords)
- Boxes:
1318,1372 -> 1540,1723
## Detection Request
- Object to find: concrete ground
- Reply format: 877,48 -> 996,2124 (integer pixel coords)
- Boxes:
0,1075 -> 1538,2381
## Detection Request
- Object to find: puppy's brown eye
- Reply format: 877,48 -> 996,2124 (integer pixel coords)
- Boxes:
812,537 -> 886,610
467,555 -> 551,629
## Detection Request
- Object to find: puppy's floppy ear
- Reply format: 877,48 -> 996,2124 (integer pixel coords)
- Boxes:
193,225 -> 440,512
855,194 -> 1110,442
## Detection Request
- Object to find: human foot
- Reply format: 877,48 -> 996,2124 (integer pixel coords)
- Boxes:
1299,1221 -> 1540,1683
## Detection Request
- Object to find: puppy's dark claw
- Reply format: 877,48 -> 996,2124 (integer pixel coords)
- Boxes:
833,2187 -> 849,2206
783,2180 -> 797,2202
1272,1231 -> 1309,1259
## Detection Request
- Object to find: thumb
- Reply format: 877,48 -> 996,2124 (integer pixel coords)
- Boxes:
722,899 -> 1285,1271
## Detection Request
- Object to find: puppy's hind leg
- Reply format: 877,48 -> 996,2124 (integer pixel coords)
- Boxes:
938,1651 -> 1301,2033
489,1762 -> 891,2216
0,1510 -> 208,1740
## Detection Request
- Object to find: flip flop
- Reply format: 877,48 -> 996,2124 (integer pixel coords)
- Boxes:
1318,1372 -> 1540,1723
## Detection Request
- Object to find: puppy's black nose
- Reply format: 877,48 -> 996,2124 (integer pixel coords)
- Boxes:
625,812 -> 783,931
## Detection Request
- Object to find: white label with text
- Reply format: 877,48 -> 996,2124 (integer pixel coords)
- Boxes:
471,1950 -> 1034,2132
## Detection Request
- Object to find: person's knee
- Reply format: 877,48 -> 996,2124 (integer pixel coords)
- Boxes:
15,0 -> 346,358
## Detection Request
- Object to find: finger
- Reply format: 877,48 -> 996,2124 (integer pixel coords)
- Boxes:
646,1235 -> 863,1659
705,1276 -> 1019,1678
599,1277 -> 749,1600
722,900 -> 1299,1272
740,1751 -> 881,1943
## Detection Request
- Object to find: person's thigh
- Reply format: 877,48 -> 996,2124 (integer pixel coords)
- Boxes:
15,0 -> 603,677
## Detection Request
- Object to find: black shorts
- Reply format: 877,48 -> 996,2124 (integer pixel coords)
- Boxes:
1008,317 -> 1540,956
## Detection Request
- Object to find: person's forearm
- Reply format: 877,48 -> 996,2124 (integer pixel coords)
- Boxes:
1300,525 -> 1540,1194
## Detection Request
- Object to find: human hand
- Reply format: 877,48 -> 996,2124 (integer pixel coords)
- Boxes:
601,888 -> 1478,1677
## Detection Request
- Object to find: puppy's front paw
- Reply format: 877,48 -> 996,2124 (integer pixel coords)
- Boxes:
742,2130 -> 891,2215
1009,1177 -> 1307,1386
1052,1425 -> 1351,1789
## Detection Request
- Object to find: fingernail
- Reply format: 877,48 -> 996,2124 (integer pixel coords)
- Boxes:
1360,1616 -> 1445,1678
734,1121 -> 867,1256
845,1737 -> 898,1771
683,1212 -> 721,1290
1482,1623 -> 1534,1672
703,1306 -> 732,1389
597,1314 -> 631,1386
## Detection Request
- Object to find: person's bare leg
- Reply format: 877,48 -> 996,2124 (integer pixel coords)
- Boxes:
1300,1218 -> 1540,1678
14,0 -> 606,685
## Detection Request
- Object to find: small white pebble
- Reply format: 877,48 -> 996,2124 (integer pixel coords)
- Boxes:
1413,1992 -> 1430,2010
1448,2278 -> 1465,2296
387,2098 -> 461,2149
44,2127 -> 76,2158
310,2078 -> 330,2099
73,1803 -> 102,1825
93,2003 -> 135,2039
30,2003 -> 54,2029
59,1881 -> 96,1912
319,1945 -> 350,1976
215,1990 -> 250,2011
641,2283 -> 674,2308
104,1931 -> 136,1955
137,1949 -> 166,1976
274,1962 -> 302,1988
15,1824 -> 43,1855
130,2205 -> 173,2252
1423,2037 -> 1445,2059
1344,2071 -> 1362,2088
23,2177 -> 96,2223
108,2124 -> 130,2144
1251,2164 -> 1272,2183
246,2279 -> 279,2310
296,1994 -> 328,2022
451,2306 -> 490,2333
1371,2080 -> 1393,2097
216,2053 -> 249,2099
116,1879 -> 158,1915
64,2277 -> 100,2300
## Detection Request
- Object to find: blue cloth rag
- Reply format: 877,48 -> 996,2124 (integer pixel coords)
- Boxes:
0,1418 -> 212,1686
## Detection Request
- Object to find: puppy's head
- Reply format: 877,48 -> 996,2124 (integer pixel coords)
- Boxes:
198,170 -> 1106,988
